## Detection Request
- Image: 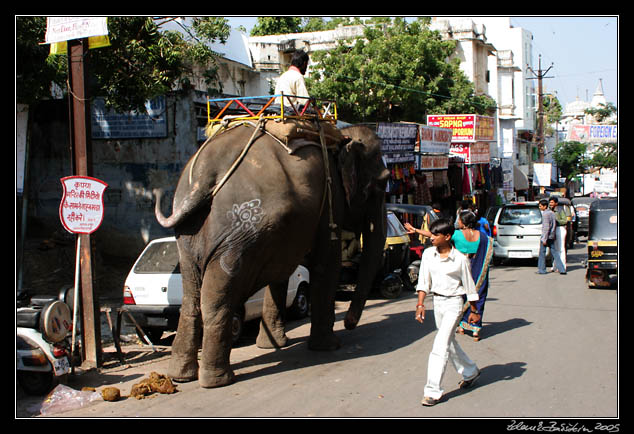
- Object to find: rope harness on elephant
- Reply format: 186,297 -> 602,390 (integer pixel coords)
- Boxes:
210,118 -> 266,197
314,119 -> 338,241
189,116 -> 340,240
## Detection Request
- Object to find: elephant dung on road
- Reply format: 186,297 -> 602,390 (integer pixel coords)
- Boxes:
154,119 -> 389,388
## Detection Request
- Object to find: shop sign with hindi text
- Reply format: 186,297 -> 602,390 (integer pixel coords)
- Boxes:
418,124 -> 453,154
427,114 -> 495,143
449,142 -> 490,165
376,122 -> 418,164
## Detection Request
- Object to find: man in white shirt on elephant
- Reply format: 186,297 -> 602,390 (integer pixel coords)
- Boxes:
274,49 -> 310,110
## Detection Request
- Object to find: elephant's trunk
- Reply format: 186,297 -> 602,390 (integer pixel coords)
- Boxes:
344,200 -> 387,330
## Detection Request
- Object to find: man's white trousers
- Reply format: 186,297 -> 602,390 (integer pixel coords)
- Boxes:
424,294 -> 479,399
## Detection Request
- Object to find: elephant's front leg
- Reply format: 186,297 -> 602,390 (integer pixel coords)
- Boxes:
307,218 -> 342,351
198,263 -> 237,388
256,281 -> 289,349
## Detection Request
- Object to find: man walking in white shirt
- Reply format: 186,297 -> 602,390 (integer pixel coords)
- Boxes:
415,218 -> 481,406
274,50 -> 310,109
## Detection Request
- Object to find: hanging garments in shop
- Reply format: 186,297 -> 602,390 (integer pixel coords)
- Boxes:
462,164 -> 472,195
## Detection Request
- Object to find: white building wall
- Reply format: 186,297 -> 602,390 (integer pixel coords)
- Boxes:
470,17 -> 535,133
430,18 -> 494,96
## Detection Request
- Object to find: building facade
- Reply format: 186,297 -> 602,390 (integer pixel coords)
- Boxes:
430,17 -> 538,200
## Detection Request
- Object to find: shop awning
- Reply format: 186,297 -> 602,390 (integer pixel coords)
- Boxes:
513,165 -> 529,190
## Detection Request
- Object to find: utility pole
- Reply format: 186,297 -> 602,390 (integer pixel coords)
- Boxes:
67,37 -> 102,368
527,54 -> 554,163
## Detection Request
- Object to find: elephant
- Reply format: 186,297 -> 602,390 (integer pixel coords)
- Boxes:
153,120 -> 389,388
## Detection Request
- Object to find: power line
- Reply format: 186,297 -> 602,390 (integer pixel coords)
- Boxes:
328,73 -> 498,111
555,68 -> 616,78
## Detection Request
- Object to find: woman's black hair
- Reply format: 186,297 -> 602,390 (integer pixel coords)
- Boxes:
429,218 -> 455,236
459,210 -> 479,229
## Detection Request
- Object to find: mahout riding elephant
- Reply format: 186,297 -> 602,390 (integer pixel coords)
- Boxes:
154,121 -> 389,388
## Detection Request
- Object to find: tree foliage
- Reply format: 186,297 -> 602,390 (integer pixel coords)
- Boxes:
584,103 -> 617,169
16,17 -> 67,105
250,17 -> 303,36
15,16 -> 230,113
543,93 -> 562,137
552,141 -> 588,182
585,102 -> 617,124
305,17 -> 496,123
586,143 -> 617,170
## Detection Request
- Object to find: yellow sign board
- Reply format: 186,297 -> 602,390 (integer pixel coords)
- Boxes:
48,35 -> 111,55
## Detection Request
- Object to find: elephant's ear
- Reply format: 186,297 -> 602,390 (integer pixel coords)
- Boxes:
339,139 -> 361,206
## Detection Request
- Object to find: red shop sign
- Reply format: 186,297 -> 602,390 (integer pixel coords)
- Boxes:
59,176 -> 108,234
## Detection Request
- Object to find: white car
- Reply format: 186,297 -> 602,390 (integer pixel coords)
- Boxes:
492,202 -> 551,265
122,237 -> 310,344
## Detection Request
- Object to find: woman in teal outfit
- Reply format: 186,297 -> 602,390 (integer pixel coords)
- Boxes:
453,210 -> 494,341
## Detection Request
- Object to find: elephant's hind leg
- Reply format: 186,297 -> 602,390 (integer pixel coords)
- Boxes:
198,261 -> 238,388
169,273 -> 202,383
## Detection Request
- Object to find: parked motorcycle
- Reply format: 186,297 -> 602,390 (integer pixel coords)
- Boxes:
16,287 -> 74,395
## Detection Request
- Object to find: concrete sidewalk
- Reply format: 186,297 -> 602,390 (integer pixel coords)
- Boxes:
16,298 -> 177,418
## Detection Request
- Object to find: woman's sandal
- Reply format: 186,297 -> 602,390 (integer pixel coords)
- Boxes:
473,333 -> 481,342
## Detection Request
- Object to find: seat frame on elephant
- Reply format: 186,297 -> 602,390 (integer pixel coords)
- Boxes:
207,94 -> 337,125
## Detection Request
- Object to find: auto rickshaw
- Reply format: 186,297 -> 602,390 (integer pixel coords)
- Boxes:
385,203 -> 441,287
385,203 -> 440,257
339,211 -> 411,299
585,198 -> 617,288
572,197 -> 597,238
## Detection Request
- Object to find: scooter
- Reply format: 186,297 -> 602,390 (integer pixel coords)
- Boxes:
17,287 -> 73,395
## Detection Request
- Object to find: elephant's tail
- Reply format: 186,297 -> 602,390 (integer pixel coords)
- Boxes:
154,189 -> 176,228
153,188 -> 207,229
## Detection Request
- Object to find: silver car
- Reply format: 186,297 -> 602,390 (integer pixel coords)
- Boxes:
492,202 -> 551,265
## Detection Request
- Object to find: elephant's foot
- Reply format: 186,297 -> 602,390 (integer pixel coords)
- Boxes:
199,367 -> 235,388
168,356 -> 199,383
344,310 -> 360,330
308,332 -> 341,351
256,323 -> 289,349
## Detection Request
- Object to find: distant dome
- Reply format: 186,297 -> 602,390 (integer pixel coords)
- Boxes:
564,98 -> 590,117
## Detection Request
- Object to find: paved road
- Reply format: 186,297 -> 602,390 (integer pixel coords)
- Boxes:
17,243 -> 618,420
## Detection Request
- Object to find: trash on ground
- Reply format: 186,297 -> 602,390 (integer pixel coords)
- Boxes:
39,384 -> 101,416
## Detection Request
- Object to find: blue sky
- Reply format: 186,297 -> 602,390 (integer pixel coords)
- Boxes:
225,16 -> 618,111
510,16 -> 617,109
